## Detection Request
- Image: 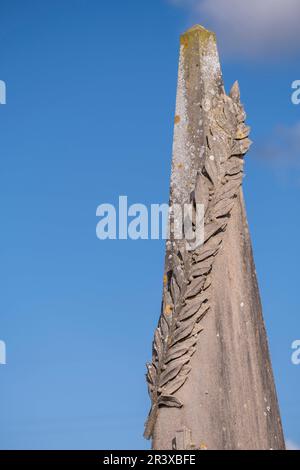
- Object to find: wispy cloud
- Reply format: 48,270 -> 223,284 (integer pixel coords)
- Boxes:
168,0 -> 300,60
286,439 -> 300,450
254,122 -> 300,168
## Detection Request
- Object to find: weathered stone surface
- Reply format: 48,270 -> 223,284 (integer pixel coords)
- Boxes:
144,25 -> 285,450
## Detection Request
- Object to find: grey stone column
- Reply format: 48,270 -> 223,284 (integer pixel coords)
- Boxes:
144,25 -> 285,450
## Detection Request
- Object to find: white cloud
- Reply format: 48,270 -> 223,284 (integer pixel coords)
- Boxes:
168,0 -> 300,59
286,439 -> 300,450
255,122 -> 300,168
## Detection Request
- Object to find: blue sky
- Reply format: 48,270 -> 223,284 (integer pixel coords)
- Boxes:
0,0 -> 299,449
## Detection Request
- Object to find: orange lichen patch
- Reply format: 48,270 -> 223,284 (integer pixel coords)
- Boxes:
235,124 -> 250,140
163,274 -> 168,286
177,163 -> 183,169
236,129 -> 246,140
199,443 -> 208,450
180,34 -> 189,50
174,115 -> 181,124
164,304 -> 173,316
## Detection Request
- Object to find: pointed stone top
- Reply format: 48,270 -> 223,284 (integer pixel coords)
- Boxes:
183,24 -> 214,36
180,24 -> 216,49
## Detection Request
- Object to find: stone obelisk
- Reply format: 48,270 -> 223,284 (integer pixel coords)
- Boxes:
144,25 -> 285,450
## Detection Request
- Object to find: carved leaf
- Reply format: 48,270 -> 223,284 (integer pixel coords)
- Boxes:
159,356 -> 190,387
204,158 -> 218,185
144,82 -> 251,439
158,395 -> 183,408
185,277 -> 205,299
180,297 -> 206,321
232,137 -> 252,155
153,329 -> 163,363
216,180 -> 240,200
226,163 -> 243,176
190,261 -> 212,278
161,375 -> 189,396
192,247 -> 218,263
235,123 -> 250,140
159,315 -> 170,340
170,272 -> 181,303
166,337 -> 198,363
204,221 -> 226,243
213,199 -> 235,219
146,363 -> 156,385
192,322 -> 205,336
172,318 -> 197,345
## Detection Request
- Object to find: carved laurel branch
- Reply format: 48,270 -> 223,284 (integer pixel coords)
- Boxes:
144,82 -> 251,439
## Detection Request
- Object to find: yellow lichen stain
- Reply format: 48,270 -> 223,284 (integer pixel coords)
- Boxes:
199,443 -> 208,450
236,129 -> 246,140
177,163 -> 183,169
164,304 -> 173,316
174,115 -> 181,124
180,25 -> 216,54
236,127 -> 250,140
163,274 -> 168,285
180,34 -> 189,50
